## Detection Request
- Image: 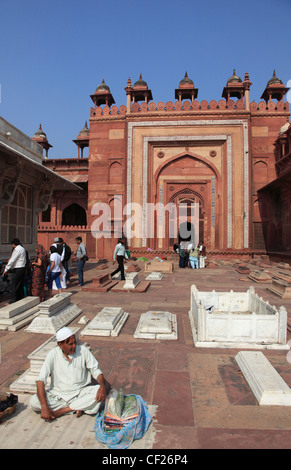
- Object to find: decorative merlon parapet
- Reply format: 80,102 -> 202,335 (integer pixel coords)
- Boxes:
90,99 -> 289,118
38,224 -> 89,231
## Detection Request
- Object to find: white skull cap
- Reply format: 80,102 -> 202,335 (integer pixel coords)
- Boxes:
56,327 -> 74,342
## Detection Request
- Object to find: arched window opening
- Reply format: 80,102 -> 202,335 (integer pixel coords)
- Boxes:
62,203 -> 87,226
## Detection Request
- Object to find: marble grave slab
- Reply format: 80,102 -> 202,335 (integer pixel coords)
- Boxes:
25,292 -> 82,334
235,351 -> 291,406
80,307 -> 129,337
267,271 -> 291,298
0,296 -> 40,331
145,272 -> 163,280
134,311 -> 177,340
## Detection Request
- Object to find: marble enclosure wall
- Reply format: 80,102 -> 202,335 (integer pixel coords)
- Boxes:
189,285 -> 288,349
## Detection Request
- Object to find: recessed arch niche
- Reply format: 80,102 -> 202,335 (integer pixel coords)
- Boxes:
153,153 -> 220,250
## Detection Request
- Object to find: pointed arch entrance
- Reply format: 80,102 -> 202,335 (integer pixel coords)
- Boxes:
169,189 -> 205,247
152,153 -> 219,251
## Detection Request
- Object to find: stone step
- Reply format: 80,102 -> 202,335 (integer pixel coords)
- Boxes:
235,351 -> 291,406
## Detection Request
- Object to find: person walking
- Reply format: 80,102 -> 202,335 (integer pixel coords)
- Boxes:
75,236 -> 87,286
31,244 -> 50,301
58,237 -> 72,284
111,238 -> 128,280
47,245 -> 62,295
3,238 -> 27,304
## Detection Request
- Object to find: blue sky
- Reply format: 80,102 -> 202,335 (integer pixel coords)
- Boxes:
1,0 -> 290,158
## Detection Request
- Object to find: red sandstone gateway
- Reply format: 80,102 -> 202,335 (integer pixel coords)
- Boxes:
36,71 -> 291,263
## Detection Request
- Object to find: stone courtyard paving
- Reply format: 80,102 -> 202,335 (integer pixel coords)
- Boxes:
1,256 -> 291,450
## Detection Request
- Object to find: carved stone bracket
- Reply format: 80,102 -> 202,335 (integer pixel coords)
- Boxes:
35,178 -> 55,214
0,161 -> 23,209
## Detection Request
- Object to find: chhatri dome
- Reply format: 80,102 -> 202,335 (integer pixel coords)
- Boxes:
133,74 -> 148,88
95,78 -> 111,92
78,121 -> 90,137
33,124 -> 47,139
175,72 -> 198,101
91,78 -> 115,107
267,70 -> 283,86
179,72 -> 194,87
226,69 -> 242,84
32,124 -> 52,157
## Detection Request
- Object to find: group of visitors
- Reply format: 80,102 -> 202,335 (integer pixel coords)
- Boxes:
176,241 -> 207,269
2,236 -> 88,304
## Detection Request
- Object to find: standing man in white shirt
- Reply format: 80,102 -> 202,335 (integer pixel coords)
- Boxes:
75,236 -> 87,286
111,238 -> 128,281
3,238 -> 27,304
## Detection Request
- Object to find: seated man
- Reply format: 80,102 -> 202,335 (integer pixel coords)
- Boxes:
30,327 -> 107,421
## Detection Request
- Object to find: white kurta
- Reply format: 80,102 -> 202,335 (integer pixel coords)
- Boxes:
30,344 -> 103,414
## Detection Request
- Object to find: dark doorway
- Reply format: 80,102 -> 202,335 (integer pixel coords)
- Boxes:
62,203 -> 87,226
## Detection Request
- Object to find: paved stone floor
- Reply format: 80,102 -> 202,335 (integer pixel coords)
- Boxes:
1,256 -> 291,451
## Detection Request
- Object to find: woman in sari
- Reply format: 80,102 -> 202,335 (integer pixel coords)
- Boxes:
31,244 -> 49,301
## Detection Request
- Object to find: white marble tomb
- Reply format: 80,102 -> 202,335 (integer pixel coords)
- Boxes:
0,296 -> 40,331
189,284 -> 288,350
235,351 -> 291,406
123,273 -> 140,289
25,292 -> 82,334
134,311 -> 177,340
80,307 -> 129,337
145,272 -> 163,280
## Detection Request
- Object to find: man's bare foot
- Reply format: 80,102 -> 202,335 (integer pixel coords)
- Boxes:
75,410 -> 84,418
52,406 -> 72,418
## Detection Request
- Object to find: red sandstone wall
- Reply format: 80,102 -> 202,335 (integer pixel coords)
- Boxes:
87,119 -> 127,259
37,98 -> 290,259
